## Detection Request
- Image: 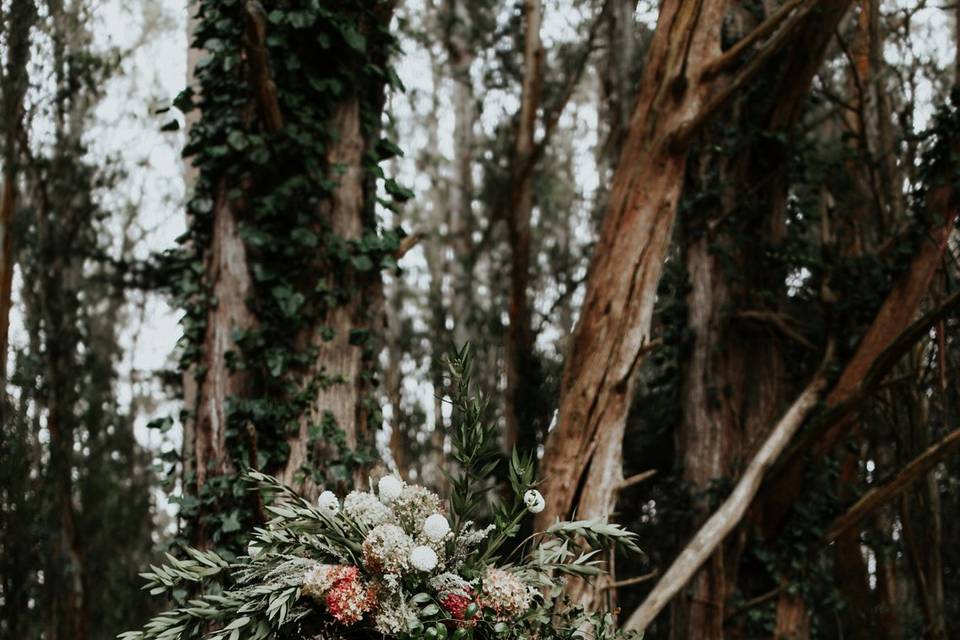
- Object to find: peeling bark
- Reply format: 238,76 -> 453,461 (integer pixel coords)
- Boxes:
280,98 -> 384,496
536,0 -> 729,535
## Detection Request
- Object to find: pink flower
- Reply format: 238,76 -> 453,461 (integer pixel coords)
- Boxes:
324,566 -> 374,625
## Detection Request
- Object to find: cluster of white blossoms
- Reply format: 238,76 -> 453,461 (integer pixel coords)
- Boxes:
372,595 -> 418,635
342,490 -> 394,528
296,475 -> 552,631
326,475 -> 454,580
361,524 -> 413,574
481,567 -> 532,620
391,484 -> 444,532
301,563 -> 340,601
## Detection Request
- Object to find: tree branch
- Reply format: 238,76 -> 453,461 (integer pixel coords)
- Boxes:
671,0 -> 821,146
605,570 -> 659,589
825,425 -> 960,542
623,347 -> 833,632
701,0 -> 811,79
616,469 -> 657,491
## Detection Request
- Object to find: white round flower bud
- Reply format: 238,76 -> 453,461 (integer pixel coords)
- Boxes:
409,545 -> 439,572
317,490 -> 340,516
423,513 -> 451,542
378,475 -> 405,504
523,490 -> 545,514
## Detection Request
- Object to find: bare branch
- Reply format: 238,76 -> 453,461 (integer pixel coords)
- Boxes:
702,0 -> 811,79
623,349 -> 833,632
616,469 -> 657,492
825,425 -> 960,542
605,570 -> 659,589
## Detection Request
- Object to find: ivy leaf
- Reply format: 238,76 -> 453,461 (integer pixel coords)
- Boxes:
385,178 -> 414,202
375,138 -> 404,161
227,130 -> 248,151
350,254 -> 374,272
348,328 -> 370,346
220,513 -> 242,533
340,26 -> 366,52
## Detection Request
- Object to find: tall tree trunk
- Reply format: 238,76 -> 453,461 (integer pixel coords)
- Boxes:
190,189 -> 252,521
504,0 -> 543,454
280,97 -> 387,496
185,3 -> 397,543
534,0 -> 851,620
443,0 -> 476,352
0,0 -> 36,382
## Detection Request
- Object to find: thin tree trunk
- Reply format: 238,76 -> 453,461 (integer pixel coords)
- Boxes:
504,0 -> 543,454
0,0 -> 36,381
443,0 -> 476,351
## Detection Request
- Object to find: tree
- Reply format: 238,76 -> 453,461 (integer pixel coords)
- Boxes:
174,1 -> 408,550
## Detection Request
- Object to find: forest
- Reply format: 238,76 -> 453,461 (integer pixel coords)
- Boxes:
0,1 -> 958,639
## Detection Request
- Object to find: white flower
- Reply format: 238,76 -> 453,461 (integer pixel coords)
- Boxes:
409,545 -> 439,572
362,524 -> 413,574
523,490 -> 545,514
317,490 -> 340,516
378,475 -> 405,504
343,490 -> 395,528
423,514 -> 451,542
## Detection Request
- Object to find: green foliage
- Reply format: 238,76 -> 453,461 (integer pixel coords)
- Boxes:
122,372 -> 642,639
162,0 -> 412,553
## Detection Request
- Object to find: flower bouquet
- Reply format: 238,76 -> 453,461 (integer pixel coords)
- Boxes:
121,354 -> 641,640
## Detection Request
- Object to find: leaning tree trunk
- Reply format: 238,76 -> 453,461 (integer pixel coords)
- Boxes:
535,2 -> 843,615
535,0 -> 727,537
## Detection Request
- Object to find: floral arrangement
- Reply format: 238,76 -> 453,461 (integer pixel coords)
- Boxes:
121,352 -> 641,640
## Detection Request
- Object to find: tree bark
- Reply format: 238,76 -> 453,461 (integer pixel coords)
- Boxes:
535,0 -> 728,535
279,96 -> 387,496
535,12 -> 844,615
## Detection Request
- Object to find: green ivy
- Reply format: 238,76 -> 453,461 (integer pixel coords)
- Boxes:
160,0 -> 411,555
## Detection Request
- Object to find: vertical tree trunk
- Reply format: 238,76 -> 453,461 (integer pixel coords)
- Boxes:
0,0 -> 36,381
443,0 -> 476,352
280,97 -> 386,495
190,190 -> 253,517
185,2 -> 397,542
504,0 -> 543,454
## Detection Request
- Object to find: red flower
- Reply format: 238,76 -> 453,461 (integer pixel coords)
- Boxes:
441,589 -> 477,627
324,566 -> 374,625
